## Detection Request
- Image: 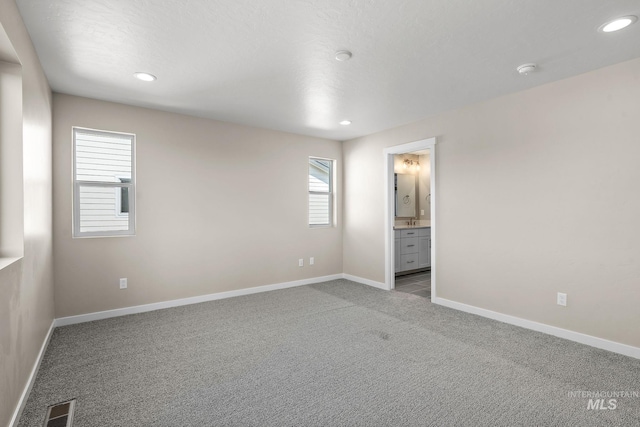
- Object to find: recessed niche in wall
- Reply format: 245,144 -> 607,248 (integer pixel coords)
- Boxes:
0,24 -> 24,263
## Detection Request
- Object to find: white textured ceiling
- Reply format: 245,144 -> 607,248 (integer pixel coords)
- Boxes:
16,0 -> 640,141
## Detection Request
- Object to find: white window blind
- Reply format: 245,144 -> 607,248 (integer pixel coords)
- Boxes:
73,128 -> 135,237
309,158 -> 333,226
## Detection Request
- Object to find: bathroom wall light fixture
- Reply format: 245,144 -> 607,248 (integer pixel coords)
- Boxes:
403,159 -> 420,170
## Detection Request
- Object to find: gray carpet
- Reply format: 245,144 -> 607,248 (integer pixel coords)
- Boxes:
18,280 -> 640,426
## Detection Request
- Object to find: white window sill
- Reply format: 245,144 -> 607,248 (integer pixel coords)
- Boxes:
0,256 -> 22,271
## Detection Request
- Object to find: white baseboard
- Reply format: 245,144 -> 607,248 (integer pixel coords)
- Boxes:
432,296 -> 640,360
55,274 -> 344,327
9,319 -> 55,427
342,273 -> 388,290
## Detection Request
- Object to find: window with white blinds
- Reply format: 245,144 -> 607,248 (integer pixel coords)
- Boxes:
73,128 -> 135,237
309,157 -> 334,227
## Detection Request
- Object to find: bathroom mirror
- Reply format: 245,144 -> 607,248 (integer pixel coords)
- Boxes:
395,173 -> 416,217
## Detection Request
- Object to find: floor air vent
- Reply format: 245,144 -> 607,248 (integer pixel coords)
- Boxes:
44,400 -> 75,427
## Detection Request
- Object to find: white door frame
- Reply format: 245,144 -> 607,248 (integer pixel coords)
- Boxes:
383,137 -> 437,295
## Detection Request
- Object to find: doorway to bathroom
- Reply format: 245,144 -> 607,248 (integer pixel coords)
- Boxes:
383,137 -> 436,299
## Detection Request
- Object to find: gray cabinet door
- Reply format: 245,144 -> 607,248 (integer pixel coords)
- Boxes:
419,236 -> 431,268
395,238 -> 402,272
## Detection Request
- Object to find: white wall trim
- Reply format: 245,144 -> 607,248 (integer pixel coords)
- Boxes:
9,320 -> 55,427
432,296 -> 640,360
55,274 -> 343,327
342,273 -> 387,290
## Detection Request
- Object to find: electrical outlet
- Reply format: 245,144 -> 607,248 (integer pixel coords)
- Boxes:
557,292 -> 567,307
310,257 -> 315,265
119,278 -> 128,289
298,259 -> 304,267
421,209 -> 425,215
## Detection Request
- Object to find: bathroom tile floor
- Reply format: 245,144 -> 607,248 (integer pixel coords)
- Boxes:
394,270 -> 431,299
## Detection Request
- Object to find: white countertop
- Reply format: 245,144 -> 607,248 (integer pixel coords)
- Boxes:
394,221 -> 431,230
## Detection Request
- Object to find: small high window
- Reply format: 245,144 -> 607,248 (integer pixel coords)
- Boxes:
308,157 -> 334,227
73,127 -> 135,237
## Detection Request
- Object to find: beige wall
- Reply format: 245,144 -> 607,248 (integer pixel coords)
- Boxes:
53,94 -> 343,318
343,57 -> 640,348
0,1 -> 53,426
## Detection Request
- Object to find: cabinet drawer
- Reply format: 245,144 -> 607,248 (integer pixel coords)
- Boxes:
400,237 -> 419,254
400,229 -> 419,238
400,253 -> 419,270
419,227 -> 430,237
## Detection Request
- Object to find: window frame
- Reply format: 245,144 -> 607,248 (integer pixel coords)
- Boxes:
72,127 -> 136,238
308,157 -> 335,228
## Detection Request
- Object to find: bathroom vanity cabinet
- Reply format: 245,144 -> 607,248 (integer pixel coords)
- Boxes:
395,227 -> 430,273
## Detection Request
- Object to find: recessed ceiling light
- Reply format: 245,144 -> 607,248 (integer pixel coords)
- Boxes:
599,15 -> 637,33
339,120 -> 352,126
133,72 -> 157,82
516,63 -> 537,75
335,50 -> 352,61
